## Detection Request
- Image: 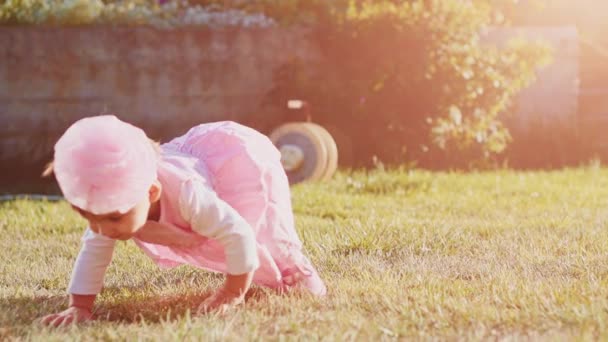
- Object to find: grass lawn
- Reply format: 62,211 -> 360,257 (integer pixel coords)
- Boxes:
2,166 -> 608,340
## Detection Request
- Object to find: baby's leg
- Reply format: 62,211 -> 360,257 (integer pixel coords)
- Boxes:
188,125 -> 326,295
217,154 -> 326,296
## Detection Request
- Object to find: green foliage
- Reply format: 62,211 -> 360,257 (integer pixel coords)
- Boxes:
429,37 -> 553,163
0,0 -> 187,26
265,0 -> 552,168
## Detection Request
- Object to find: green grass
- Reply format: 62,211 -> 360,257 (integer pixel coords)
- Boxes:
2,166 -> 608,340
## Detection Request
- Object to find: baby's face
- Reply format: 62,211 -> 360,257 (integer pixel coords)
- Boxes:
73,198 -> 151,240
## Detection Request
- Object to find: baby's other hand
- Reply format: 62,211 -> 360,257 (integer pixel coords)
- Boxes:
197,287 -> 244,315
39,306 -> 93,327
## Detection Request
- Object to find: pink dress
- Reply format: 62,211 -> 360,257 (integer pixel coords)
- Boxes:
132,121 -> 326,295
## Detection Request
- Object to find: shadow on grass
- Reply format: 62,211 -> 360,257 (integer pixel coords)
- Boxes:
93,286 -> 270,323
0,286 -> 271,333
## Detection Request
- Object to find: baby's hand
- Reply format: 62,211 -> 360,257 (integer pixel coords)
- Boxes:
39,306 -> 93,327
197,287 -> 244,315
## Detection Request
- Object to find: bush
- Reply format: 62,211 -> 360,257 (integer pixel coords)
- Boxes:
263,0 -> 552,168
0,0 -> 165,25
0,0 -> 275,27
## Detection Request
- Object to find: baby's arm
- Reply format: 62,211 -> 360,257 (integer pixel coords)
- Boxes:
40,228 -> 115,326
179,179 -> 260,311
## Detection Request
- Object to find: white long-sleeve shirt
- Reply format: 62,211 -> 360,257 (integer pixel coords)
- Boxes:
68,179 -> 260,295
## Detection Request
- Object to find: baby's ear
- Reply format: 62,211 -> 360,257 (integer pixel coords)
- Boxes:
149,181 -> 162,202
42,161 -> 54,177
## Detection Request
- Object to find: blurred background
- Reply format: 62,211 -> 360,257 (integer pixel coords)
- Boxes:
1,0 -> 607,194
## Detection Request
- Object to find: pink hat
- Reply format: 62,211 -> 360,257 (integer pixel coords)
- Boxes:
53,115 -> 158,215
